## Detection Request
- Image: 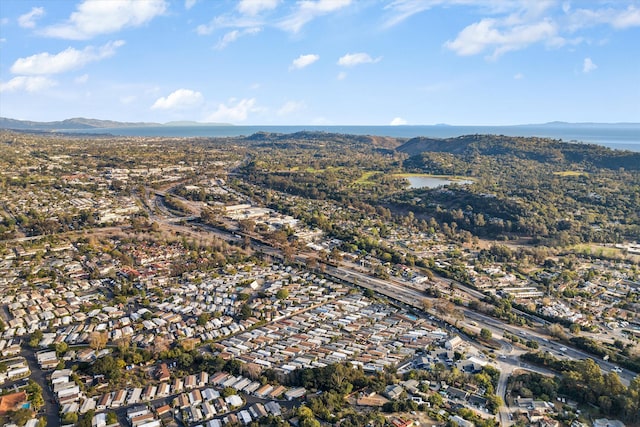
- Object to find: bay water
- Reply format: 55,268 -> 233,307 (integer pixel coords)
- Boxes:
67,123 -> 640,152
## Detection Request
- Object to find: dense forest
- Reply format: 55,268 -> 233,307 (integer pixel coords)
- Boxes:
397,134 -> 640,170
238,132 -> 639,246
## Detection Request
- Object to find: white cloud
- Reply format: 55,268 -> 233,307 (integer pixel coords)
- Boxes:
384,0 -> 640,49
279,0 -> 351,33
238,0 -> 280,16
568,5 -> 640,31
40,0 -> 166,40
18,7 -> 45,29
215,27 -> 261,49
337,71 -> 347,80
383,0 -> 531,28
0,76 -> 57,93
611,6 -> 640,28
10,40 -> 125,75
216,30 -> 240,48
513,72 -> 524,79
196,14 -> 263,35
390,117 -> 408,126
185,0 -> 198,10
583,57 -> 597,73
290,54 -> 319,70
337,52 -> 381,67
444,18 -> 557,58
277,100 -> 306,116
432,3 -> 640,61
75,74 -> 89,84
196,24 -> 215,36
151,89 -> 204,110
383,0 -> 438,28
207,98 -> 258,123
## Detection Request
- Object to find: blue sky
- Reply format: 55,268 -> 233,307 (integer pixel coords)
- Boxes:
0,0 -> 639,125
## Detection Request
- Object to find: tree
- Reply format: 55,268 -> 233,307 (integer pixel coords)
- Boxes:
276,289 -> 289,300
547,323 -> 567,340
62,412 -> 79,424
486,394 -> 503,414
221,387 -> 237,398
526,340 -> 539,349
115,336 -> 131,353
9,408 -> 33,426
297,406 -> 320,427
197,312 -> 211,326
77,410 -> 95,427
178,353 -> 193,368
55,341 -> 68,356
106,412 -> 118,425
90,356 -> 121,380
26,380 -> 42,398
30,391 -> 44,410
152,335 -> 170,356
428,392 -> 444,408
28,330 -> 43,348
239,303 -> 252,320
89,331 -> 108,350
480,328 -> 492,340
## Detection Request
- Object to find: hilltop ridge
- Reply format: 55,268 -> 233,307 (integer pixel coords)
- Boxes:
397,134 -> 640,170
0,117 -> 231,130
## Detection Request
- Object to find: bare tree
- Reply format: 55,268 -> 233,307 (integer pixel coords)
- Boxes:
89,331 -> 108,351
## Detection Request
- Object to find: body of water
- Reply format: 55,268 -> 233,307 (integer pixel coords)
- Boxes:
67,123 -> 640,152
406,176 -> 474,189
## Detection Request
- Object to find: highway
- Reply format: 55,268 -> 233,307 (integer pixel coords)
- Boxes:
158,202 -> 637,389
327,264 -> 635,385
145,185 -> 638,424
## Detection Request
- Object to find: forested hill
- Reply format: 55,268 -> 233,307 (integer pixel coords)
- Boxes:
244,131 -> 401,149
397,134 -> 640,170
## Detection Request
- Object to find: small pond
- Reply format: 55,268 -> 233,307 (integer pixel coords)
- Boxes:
406,176 -> 473,189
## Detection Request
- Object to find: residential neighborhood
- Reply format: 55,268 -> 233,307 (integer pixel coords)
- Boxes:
0,130 -> 638,427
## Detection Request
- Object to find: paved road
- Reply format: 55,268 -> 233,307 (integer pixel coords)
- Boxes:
20,348 -> 60,427
496,362 -> 512,426
136,196 -> 640,390
173,214 -> 640,388
318,263 -> 637,386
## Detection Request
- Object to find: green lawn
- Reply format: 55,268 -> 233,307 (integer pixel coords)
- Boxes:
353,171 -> 379,185
392,173 -> 474,180
553,171 -> 589,177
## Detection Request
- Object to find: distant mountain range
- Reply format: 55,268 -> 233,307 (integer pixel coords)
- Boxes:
0,117 -> 231,130
2,117 -> 638,132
